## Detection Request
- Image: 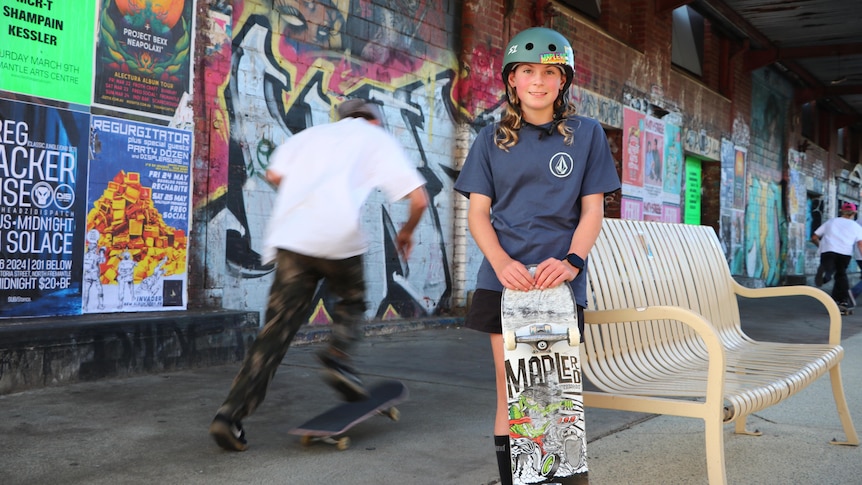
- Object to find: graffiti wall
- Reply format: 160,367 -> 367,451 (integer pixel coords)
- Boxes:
3,0 -> 813,322
196,0 -> 475,323
743,70 -> 790,285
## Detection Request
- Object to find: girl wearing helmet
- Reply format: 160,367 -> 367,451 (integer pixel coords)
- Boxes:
454,27 -> 620,484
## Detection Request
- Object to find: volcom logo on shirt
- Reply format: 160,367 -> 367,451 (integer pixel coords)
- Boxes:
549,152 -> 573,178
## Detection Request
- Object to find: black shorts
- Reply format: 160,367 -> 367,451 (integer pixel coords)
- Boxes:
465,288 -> 585,340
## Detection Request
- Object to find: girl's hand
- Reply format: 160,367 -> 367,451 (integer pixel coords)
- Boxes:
533,258 -> 579,289
494,260 -> 535,291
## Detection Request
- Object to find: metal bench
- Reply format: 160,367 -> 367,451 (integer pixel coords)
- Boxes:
582,218 -> 859,484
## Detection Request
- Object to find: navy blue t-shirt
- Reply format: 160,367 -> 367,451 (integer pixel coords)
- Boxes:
454,116 -> 621,307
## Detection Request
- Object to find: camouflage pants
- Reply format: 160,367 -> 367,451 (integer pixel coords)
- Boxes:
217,249 -> 366,421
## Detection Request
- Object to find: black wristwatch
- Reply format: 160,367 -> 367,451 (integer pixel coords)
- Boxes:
565,253 -> 585,270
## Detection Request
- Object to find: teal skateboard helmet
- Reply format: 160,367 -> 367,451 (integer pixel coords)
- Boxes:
502,27 -> 575,102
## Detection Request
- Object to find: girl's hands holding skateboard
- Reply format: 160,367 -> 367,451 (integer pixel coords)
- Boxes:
493,259 -> 534,291
493,258 -> 576,291
533,257 -> 578,289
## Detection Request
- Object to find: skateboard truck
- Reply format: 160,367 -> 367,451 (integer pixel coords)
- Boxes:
504,323 -> 580,352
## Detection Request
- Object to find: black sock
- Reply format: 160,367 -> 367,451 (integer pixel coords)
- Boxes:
495,435 -> 513,485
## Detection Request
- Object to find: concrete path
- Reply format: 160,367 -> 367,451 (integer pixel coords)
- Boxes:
1,294 -> 860,484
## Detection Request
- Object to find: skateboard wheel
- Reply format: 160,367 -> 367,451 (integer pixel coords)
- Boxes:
567,327 -> 580,346
336,437 -> 350,451
387,407 -> 400,422
504,330 -> 517,351
300,435 -> 314,447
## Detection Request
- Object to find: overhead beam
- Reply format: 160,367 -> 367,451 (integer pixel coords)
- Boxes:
699,0 -> 772,48
681,1 -> 862,122
795,85 -> 862,104
655,0 -> 693,14
746,43 -> 862,71
703,0 -> 860,117
789,62 -> 861,116
779,59 -> 823,88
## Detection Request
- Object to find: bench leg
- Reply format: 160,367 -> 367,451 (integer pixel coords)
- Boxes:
829,364 -> 860,446
733,416 -> 762,436
704,417 -> 728,485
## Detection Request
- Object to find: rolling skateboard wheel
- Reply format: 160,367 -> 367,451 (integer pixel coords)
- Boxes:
386,407 -> 400,422
336,437 -> 350,451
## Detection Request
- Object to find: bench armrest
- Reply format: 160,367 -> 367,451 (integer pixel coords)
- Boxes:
730,281 -> 843,345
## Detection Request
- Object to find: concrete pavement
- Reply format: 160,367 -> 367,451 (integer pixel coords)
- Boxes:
1,293 -> 861,484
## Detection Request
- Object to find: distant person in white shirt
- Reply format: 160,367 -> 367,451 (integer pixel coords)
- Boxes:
851,211 -> 862,301
812,202 -> 862,309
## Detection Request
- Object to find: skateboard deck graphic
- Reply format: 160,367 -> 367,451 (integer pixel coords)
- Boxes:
288,380 -> 407,450
502,282 -> 588,485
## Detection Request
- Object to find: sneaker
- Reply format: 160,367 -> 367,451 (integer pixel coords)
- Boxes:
317,350 -> 370,402
209,414 -> 248,451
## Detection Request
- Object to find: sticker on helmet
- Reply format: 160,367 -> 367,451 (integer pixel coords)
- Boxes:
540,52 -> 567,64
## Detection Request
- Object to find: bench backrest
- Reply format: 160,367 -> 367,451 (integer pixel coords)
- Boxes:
584,219 -> 745,381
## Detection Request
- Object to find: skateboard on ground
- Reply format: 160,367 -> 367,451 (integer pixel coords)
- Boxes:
502,278 -> 589,485
288,380 -> 408,450
840,290 -> 855,315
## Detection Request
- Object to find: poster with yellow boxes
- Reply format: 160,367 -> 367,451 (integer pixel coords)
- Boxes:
85,116 -> 191,312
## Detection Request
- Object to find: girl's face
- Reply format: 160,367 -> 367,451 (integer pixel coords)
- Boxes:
508,63 -> 565,123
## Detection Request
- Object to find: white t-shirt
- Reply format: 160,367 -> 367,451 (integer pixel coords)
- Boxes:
814,216 -> 862,256
855,217 -> 862,260
263,118 -> 425,262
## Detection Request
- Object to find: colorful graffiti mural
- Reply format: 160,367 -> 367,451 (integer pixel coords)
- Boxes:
741,70 -> 789,285
744,176 -> 782,285
197,0 -> 488,323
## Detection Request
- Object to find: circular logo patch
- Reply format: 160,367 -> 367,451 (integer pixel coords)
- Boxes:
549,152 -> 573,178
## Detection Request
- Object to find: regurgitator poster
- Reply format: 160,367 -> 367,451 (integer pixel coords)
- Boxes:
85,115 -> 191,312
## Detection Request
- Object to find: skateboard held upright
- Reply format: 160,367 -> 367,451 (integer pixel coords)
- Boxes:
288,380 -> 408,450
502,279 -> 588,485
